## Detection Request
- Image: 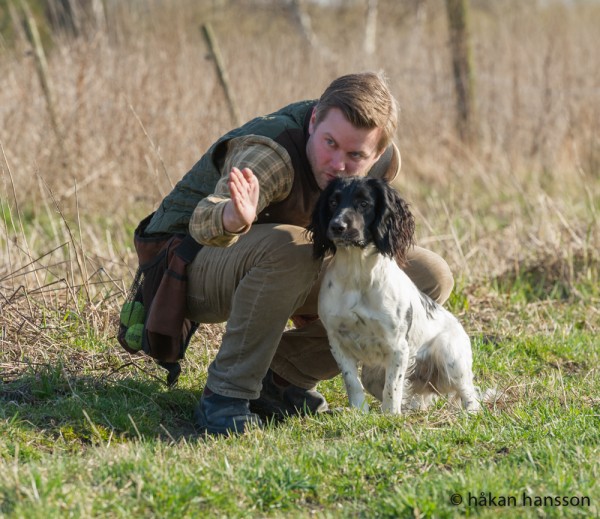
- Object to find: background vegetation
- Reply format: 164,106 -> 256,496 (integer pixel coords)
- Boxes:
1,0 -> 598,517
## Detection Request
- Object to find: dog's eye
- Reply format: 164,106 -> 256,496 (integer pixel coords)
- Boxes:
329,199 -> 338,209
359,200 -> 369,208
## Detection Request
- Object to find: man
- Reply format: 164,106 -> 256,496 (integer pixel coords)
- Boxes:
144,72 -> 454,435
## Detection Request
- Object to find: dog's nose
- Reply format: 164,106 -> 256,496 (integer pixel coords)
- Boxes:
329,219 -> 347,235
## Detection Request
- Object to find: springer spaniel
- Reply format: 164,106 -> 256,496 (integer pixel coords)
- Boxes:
310,177 -> 480,414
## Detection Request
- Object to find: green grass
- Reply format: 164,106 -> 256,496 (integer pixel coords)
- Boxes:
1,294 -> 599,518
1,271 -> 599,519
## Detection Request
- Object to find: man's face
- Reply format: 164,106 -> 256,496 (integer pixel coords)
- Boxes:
306,107 -> 384,190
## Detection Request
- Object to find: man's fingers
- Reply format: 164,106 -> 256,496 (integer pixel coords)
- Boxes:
223,167 -> 260,232
229,170 -> 247,200
241,167 -> 255,182
229,167 -> 258,200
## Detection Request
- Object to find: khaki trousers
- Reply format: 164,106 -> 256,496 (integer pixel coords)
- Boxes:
186,224 -> 454,399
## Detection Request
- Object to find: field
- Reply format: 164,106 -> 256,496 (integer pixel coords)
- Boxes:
1,0 -> 599,517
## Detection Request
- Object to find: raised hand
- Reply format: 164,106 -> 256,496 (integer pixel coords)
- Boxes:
223,167 -> 260,233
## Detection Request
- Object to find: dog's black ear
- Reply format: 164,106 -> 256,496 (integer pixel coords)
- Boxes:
308,180 -> 338,259
371,179 -> 415,265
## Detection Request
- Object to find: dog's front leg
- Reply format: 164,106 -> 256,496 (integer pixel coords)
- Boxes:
381,343 -> 410,414
330,339 -> 369,412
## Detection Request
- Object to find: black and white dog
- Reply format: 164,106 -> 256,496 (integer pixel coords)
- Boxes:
310,177 -> 480,414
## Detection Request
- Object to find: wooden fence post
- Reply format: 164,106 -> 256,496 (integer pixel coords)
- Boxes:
364,0 -> 378,56
201,23 -> 242,128
445,0 -> 476,143
18,0 -> 65,149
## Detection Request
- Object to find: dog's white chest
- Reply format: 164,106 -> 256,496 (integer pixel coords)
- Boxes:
320,265 -> 400,366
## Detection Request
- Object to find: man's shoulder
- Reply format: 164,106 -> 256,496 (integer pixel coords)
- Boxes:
238,100 -> 316,137
225,136 -> 294,178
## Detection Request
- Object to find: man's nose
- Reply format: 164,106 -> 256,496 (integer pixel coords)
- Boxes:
330,151 -> 345,172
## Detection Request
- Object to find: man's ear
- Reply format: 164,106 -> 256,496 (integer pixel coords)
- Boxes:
373,147 -> 385,164
308,107 -> 317,135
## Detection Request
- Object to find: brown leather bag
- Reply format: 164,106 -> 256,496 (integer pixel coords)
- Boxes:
118,213 -> 203,385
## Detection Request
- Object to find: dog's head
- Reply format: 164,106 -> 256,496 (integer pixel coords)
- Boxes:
309,177 -> 415,265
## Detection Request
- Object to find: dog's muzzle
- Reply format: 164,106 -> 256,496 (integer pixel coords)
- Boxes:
327,217 -> 366,247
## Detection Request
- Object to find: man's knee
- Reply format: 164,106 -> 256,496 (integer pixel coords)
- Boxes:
404,246 -> 455,304
257,225 -> 321,281
431,263 -> 454,304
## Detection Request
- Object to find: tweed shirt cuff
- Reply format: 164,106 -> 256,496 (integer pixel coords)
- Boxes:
200,198 -> 249,248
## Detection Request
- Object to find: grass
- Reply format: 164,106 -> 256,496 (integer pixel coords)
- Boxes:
1,0 -> 600,517
1,286 -> 598,517
0,373 -> 598,518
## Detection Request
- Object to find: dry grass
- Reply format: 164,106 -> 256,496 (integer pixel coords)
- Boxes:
1,0 -> 599,378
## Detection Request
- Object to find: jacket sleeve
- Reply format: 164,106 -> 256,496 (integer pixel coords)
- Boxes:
189,135 -> 294,247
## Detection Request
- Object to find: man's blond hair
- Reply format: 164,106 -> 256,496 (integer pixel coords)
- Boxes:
314,71 -> 398,153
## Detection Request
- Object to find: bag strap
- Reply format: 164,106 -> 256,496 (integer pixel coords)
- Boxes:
134,212 -> 201,266
173,233 -> 203,264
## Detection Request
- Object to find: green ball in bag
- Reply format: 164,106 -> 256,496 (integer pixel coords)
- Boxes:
120,301 -> 146,326
125,323 -> 145,351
